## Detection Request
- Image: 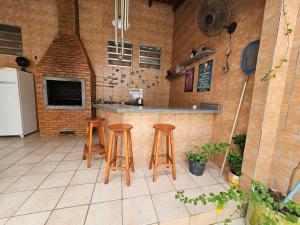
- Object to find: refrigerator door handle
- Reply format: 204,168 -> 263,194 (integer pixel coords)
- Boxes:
0,81 -> 16,84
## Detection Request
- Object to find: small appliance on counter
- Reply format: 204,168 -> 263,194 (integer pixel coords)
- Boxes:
125,88 -> 144,106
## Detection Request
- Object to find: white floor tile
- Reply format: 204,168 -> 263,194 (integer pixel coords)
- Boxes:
16,187 -> 65,215
152,191 -> 189,222
70,169 -> 98,185
146,175 -> 175,194
92,179 -> 121,203
0,164 -> 35,178
0,176 -> 20,193
46,205 -> 88,225
0,191 -> 32,218
6,211 -> 51,225
123,196 -> 158,225
189,171 -> 219,187
17,154 -> 46,164
168,173 -> 198,191
26,162 -> 60,175
64,152 -> 83,161
56,183 -> 94,208
0,218 -> 8,225
39,171 -> 74,189
183,187 -> 214,215
123,177 -> 150,198
42,153 -> 67,162
54,160 -> 81,172
85,201 -> 122,225
5,173 -> 48,193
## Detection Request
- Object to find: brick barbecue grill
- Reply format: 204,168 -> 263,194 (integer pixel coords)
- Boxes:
35,0 -> 95,136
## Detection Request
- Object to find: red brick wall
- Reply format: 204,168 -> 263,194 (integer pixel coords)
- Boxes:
35,0 -> 93,136
169,0 -> 265,166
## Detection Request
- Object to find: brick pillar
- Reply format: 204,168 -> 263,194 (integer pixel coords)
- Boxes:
241,0 -> 300,195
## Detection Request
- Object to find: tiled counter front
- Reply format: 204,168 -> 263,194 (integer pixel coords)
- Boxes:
97,110 -> 215,167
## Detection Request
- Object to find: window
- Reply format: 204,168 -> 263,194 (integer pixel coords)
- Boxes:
139,45 -> 161,70
107,40 -> 133,67
0,24 -> 22,56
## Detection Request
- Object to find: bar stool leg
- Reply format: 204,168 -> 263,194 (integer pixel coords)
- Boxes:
102,126 -> 108,161
170,132 -> 176,180
166,134 -> 170,165
153,131 -> 161,182
82,126 -> 89,160
149,130 -> 157,170
87,124 -> 93,168
128,130 -> 135,172
104,131 -> 114,184
97,127 -> 103,155
123,131 -> 130,186
113,134 -> 118,167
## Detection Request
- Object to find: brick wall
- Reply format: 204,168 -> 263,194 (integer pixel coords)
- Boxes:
0,0 -> 58,70
0,0 -> 173,109
35,0 -> 93,136
169,0 -> 266,163
241,0 -> 300,202
79,0 -> 173,106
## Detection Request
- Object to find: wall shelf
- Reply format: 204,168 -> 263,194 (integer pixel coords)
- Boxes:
165,71 -> 185,80
182,50 -> 215,67
165,49 -> 215,80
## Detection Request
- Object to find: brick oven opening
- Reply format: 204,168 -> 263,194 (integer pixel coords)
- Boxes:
43,77 -> 85,109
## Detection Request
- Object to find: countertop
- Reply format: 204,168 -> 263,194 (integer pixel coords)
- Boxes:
93,103 -> 220,114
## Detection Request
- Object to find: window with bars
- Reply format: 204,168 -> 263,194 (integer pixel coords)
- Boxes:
107,40 -> 133,67
139,45 -> 161,70
0,24 -> 23,56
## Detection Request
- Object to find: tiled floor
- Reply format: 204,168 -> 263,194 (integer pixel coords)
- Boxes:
0,133 -> 245,225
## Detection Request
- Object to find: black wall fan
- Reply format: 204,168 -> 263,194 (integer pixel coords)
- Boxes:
198,0 -> 237,37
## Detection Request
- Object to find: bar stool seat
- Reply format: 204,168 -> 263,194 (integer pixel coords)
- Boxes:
149,123 -> 176,182
104,123 -> 134,186
83,117 -> 107,168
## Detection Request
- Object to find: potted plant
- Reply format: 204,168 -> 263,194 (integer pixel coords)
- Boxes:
246,181 -> 300,225
185,142 -> 229,176
176,181 -> 300,225
227,150 -> 242,186
227,134 -> 246,186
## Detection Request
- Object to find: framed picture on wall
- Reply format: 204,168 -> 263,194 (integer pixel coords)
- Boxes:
197,59 -> 213,92
184,67 -> 195,92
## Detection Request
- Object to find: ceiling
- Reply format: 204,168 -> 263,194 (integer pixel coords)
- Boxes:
148,0 -> 185,11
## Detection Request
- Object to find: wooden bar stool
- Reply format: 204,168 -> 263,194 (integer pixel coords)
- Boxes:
104,123 -> 134,186
149,124 -> 176,182
83,117 -> 107,168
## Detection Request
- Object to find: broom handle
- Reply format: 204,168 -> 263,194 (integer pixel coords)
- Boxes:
221,75 -> 249,175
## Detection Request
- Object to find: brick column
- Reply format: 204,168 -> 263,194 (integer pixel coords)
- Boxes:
241,0 -> 300,195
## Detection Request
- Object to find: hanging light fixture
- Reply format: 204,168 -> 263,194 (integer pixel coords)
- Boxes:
112,0 -> 130,59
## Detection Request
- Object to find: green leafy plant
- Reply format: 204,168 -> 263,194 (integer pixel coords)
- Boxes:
227,150 -> 242,176
175,181 -> 300,225
232,134 -> 246,156
261,3 -> 293,82
175,185 -> 247,225
185,143 -> 229,164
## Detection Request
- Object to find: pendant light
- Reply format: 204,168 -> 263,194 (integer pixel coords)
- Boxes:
112,0 -> 130,59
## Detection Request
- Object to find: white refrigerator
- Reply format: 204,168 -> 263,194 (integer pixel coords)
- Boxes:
0,67 -> 37,137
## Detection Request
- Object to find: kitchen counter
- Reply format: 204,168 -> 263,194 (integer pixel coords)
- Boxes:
95,103 -> 220,167
93,103 -> 220,114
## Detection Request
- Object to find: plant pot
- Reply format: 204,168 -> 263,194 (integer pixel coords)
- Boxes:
227,171 -> 240,186
246,201 -> 300,225
188,159 -> 205,176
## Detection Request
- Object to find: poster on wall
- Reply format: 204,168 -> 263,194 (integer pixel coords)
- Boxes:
197,60 -> 213,92
184,67 -> 195,92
